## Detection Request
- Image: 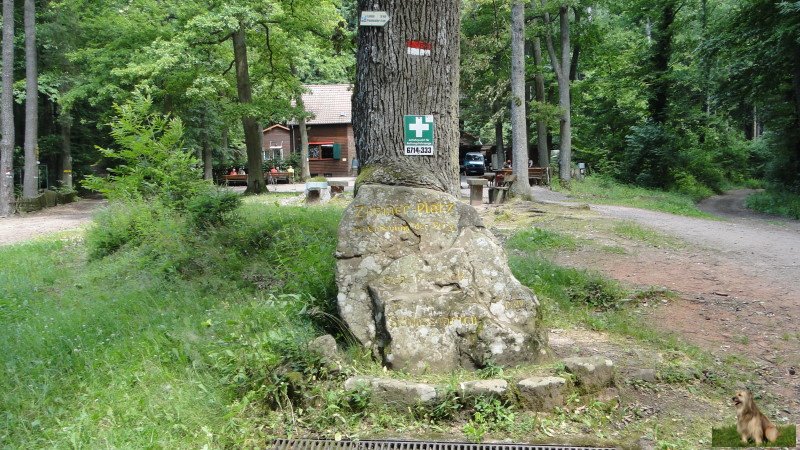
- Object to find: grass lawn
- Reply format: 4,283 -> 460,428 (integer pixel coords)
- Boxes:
712,424 -> 797,448
0,203 -> 342,448
554,175 -> 714,218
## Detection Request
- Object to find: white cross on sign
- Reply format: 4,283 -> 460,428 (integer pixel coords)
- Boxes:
409,116 -> 430,138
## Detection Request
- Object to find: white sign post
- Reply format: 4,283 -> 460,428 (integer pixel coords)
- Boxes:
360,11 -> 390,27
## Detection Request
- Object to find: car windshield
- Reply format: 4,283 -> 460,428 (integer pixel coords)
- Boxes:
465,154 -> 482,161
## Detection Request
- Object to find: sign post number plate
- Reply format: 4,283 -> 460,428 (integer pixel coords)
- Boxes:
403,115 -> 435,156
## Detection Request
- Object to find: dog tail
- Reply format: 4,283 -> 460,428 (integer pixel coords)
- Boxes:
764,423 -> 779,442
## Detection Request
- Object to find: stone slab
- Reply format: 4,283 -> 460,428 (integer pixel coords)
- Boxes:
517,376 -> 566,412
335,185 -> 547,373
563,356 -> 615,392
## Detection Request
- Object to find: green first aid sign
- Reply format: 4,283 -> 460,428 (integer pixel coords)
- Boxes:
404,115 -> 435,156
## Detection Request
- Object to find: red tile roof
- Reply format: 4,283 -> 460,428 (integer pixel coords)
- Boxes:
301,84 -> 353,125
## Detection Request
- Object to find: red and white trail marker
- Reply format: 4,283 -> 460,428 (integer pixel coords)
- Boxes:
406,40 -> 432,56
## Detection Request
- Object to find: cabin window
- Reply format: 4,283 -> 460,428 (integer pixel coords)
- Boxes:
308,142 -> 341,160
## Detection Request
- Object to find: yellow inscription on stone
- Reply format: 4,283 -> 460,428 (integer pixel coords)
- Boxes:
354,204 -> 411,219
353,224 -> 412,233
389,316 -> 479,328
416,202 -> 455,214
382,275 -> 408,285
505,300 -> 526,310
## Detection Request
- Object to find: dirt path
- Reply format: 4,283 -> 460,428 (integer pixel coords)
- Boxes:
0,199 -> 105,246
527,188 -> 800,421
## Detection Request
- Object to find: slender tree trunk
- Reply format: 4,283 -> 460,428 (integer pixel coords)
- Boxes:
532,34 -> 549,167
23,0 -> 37,198
353,0 -> 460,196
232,24 -> 265,194
542,2 -> 572,183
297,95 -> 310,179
221,126 -> 228,168
495,119 -> 504,169
60,112 -> 72,189
569,7 -> 581,83
648,2 -> 676,124
510,0 -> 530,197
200,112 -> 212,180
0,0 -> 14,217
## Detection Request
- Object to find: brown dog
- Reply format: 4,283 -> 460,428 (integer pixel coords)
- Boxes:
733,390 -> 779,445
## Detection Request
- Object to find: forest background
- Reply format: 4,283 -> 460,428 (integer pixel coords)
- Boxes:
1,0 -> 799,212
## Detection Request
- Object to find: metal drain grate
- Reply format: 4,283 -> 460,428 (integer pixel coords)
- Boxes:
270,439 -> 617,450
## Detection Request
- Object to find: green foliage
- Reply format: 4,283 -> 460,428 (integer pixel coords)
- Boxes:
745,189 -> 800,219
619,121 -> 678,189
186,189 -> 242,229
82,92 -> 207,208
86,200 -> 169,259
556,175 -> 712,217
711,424 -> 796,448
509,240 -> 628,311
463,398 -> 517,442
308,176 -> 328,182
0,201 -> 343,448
506,228 -> 578,252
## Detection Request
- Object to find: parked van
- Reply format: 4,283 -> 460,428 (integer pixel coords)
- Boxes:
462,152 -> 486,176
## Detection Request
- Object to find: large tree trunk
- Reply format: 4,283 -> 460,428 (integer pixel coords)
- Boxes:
352,0 -> 460,196
297,95 -> 310,179
60,112 -> 72,189
0,0 -> 14,217
22,0 -> 37,198
232,24 -> 265,194
542,2 -> 572,183
532,35 -> 549,167
510,0 -> 530,197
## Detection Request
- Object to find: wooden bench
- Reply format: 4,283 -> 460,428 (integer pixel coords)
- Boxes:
268,171 -> 292,184
223,174 -> 248,186
488,174 -> 516,204
528,166 -> 551,185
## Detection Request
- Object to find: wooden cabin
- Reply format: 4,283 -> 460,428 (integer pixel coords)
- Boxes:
263,84 -> 355,177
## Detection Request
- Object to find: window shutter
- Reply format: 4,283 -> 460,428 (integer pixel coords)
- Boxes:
332,143 -> 341,160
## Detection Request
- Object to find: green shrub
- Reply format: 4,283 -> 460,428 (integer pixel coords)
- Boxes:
308,176 -> 328,182
86,201 -> 168,259
186,189 -> 241,230
82,90 -> 208,209
672,171 -> 715,202
746,188 -> 800,219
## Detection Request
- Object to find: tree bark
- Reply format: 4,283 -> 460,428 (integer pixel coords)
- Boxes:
200,112 -> 212,180
221,126 -> 228,168
232,24 -> 265,194
532,34 -> 549,167
510,0 -> 530,197
353,0 -> 460,196
495,119 -> 504,168
0,0 -> 14,217
542,2 -> 572,183
60,112 -> 72,189
297,95 -> 310,179
22,0 -> 37,198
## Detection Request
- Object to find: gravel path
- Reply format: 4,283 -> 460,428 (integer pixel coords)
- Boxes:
0,199 -> 105,246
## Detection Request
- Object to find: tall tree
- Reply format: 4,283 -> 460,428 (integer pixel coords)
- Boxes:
297,94 -> 310,180
23,0 -> 38,198
353,0 -> 460,195
531,32 -> 549,167
541,2 -> 573,183
0,0 -> 14,217
232,23 -> 265,194
510,0 -> 530,196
